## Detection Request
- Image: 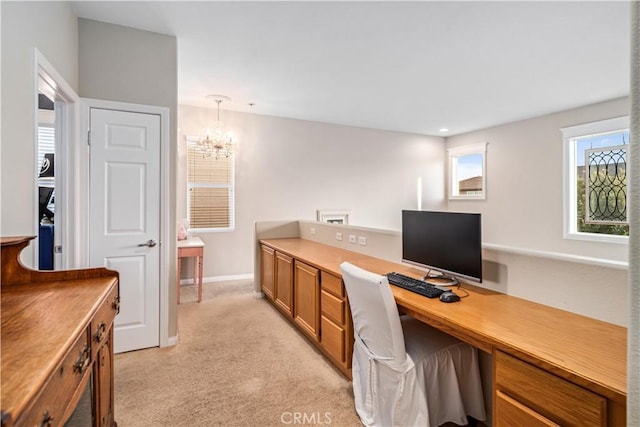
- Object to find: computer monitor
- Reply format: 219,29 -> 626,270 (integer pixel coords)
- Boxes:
402,210 -> 482,285
39,186 -> 54,221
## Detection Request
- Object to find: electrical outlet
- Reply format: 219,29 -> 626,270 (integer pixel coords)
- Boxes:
310,227 -> 316,236
348,234 -> 356,244
335,232 -> 343,241
358,236 -> 367,246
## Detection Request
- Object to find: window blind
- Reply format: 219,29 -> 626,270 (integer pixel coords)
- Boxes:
37,126 -> 55,176
186,143 -> 235,230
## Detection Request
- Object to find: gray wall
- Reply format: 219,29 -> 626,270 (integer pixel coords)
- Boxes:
446,97 -> 629,326
178,105 -> 447,279
190,96 -> 632,326
1,1 -> 78,257
446,96 -> 629,262
78,18 -> 179,338
178,99 -> 631,324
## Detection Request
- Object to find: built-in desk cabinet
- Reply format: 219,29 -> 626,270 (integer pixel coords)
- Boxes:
260,245 -> 276,301
320,272 -> 351,367
260,243 -> 353,377
274,252 -> 294,317
259,238 -> 627,426
293,260 -> 320,341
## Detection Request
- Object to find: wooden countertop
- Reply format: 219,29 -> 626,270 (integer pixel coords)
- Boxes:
260,238 -> 627,403
1,277 -> 118,424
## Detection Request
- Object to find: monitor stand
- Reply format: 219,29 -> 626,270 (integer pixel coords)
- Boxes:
423,274 -> 459,287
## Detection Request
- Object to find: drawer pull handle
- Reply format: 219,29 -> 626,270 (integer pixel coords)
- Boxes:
73,345 -> 91,375
94,322 -> 106,343
40,410 -> 54,427
112,295 -> 121,313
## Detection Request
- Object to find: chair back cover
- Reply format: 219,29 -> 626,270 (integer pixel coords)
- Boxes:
340,262 -> 486,427
340,262 -> 406,365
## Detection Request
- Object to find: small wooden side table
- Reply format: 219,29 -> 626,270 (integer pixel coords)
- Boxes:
177,236 -> 204,303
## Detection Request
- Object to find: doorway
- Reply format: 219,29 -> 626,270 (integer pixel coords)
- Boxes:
36,93 -> 56,269
35,49 -> 81,270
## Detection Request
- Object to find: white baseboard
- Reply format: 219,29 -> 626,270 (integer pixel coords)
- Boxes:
180,273 -> 254,286
164,335 -> 178,347
254,291 -> 265,299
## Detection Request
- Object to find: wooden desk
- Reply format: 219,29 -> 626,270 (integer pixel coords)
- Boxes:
259,238 -> 627,426
1,236 -> 120,427
177,237 -> 204,303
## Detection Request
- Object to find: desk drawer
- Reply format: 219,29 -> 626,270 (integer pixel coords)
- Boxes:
321,272 -> 343,298
321,290 -> 345,325
496,390 -> 560,427
19,328 -> 91,426
178,246 -> 202,258
321,315 -> 345,364
495,350 -> 606,427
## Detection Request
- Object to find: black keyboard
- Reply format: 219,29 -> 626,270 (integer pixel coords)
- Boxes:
385,272 -> 445,299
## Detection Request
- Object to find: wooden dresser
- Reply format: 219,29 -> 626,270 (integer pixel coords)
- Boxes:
1,236 -> 120,427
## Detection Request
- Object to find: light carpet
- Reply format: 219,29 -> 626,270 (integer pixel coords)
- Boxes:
114,280 -> 360,426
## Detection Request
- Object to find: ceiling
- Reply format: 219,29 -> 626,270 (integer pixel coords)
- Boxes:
70,1 -> 631,137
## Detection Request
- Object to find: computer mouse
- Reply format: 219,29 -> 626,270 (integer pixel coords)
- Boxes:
439,291 -> 460,303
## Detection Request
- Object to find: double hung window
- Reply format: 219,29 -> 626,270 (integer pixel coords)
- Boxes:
186,137 -> 235,232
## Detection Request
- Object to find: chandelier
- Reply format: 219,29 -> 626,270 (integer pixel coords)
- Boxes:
197,95 -> 233,159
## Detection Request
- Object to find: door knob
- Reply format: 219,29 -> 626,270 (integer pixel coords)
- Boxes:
138,239 -> 157,248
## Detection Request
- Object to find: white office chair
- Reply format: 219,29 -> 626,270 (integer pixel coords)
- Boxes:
340,262 -> 486,427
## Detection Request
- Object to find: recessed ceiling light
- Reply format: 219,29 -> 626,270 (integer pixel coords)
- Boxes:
439,128 -> 449,132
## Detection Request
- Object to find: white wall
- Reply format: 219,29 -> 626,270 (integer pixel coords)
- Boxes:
78,18 -> 179,338
0,1 -> 78,265
178,105 -> 446,278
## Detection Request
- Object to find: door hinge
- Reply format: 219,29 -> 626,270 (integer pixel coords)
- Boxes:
87,130 -> 91,146
54,245 -> 62,254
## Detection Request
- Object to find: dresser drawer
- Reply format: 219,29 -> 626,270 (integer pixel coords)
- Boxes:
19,328 -> 91,427
91,284 -> 119,352
321,315 -> 345,364
321,272 -> 343,298
495,350 -> 606,427
321,290 -> 345,325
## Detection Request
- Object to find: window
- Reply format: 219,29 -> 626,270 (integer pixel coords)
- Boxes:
37,126 -> 55,179
448,143 -> 487,200
186,136 -> 235,232
562,117 -> 629,243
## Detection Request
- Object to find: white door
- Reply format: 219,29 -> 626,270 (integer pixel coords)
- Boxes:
89,107 -> 160,353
